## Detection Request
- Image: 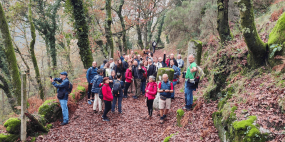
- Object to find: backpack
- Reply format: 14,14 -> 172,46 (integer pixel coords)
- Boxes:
99,85 -> 105,100
67,82 -> 73,94
112,80 -> 121,95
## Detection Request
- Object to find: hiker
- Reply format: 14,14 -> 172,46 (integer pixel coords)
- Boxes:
143,49 -> 153,62
140,62 -> 147,96
154,57 -> 163,71
152,41 -> 157,53
157,74 -> 173,124
86,61 -> 98,105
109,58 -> 115,71
111,73 -> 124,113
158,57 -> 166,68
50,72 -> 70,125
134,54 -> 140,65
177,54 -> 184,69
91,69 -> 104,113
169,59 -> 180,99
124,65 -> 133,98
122,55 -> 129,86
100,59 -> 108,69
108,70 -> 116,89
143,60 -> 149,70
117,50 -> 126,61
105,63 -> 112,77
176,54 -> 184,84
132,60 -> 145,99
167,53 -> 178,67
147,59 -> 157,79
145,75 -> 157,119
183,54 -> 197,111
101,77 -> 113,121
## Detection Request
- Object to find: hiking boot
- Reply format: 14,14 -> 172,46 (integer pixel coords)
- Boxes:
93,110 -> 98,113
91,99 -> 94,102
103,118 -> 110,121
133,96 -> 138,99
182,107 -> 190,111
123,96 -> 128,98
162,115 -> 167,119
60,122 -> 68,126
88,100 -> 92,105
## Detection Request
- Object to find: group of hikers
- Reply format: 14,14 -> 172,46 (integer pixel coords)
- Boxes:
50,47 -> 198,125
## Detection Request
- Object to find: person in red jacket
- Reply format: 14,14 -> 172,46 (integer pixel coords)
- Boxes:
101,77 -> 113,121
145,76 -> 157,119
124,65 -> 133,98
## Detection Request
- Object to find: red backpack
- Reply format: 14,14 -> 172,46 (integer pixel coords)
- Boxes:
142,66 -> 147,79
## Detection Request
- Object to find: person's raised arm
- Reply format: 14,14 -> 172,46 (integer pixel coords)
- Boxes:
117,50 -> 121,57
163,50 -> 166,63
52,79 -> 68,88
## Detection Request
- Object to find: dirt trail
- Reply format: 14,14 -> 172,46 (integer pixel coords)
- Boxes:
35,49 -> 220,142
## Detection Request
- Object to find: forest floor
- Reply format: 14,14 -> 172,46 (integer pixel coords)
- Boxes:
32,49 -> 220,142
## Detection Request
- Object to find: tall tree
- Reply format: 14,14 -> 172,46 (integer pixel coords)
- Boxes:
28,0 -> 44,100
217,0 -> 232,43
0,2 -> 21,106
113,0 -> 127,53
68,0 -> 93,68
105,0 -> 115,58
237,0 -> 267,68
33,0 -> 62,73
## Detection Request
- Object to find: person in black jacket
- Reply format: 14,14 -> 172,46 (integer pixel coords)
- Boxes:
115,59 -> 124,86
132,60 -> 145,99
168,53 -> 178,67
147,59 -> 157,79
108,70 -> 117,89
122,56 -> 129,87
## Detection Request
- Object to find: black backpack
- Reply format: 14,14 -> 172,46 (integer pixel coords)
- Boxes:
112,80 -> 121,96
67,82 -> 73,94
99,85 -> 105,100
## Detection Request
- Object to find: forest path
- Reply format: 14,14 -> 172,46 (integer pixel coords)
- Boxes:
35,49 -> 220,142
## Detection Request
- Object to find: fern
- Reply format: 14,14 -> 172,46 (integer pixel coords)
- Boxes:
269,44 -> 283,58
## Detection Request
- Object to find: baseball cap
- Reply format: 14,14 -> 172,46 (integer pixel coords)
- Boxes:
60,72 -> 68,76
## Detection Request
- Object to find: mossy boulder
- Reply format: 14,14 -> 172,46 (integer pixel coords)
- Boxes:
268,12 -> 285,67
190,39 -> 202,66
233,116 -> 268,142
38,99 -> 62,123
0,134 -> 19,142
156,67 -> 174,82
3,118 -> 21,134
77,85 -> 86,100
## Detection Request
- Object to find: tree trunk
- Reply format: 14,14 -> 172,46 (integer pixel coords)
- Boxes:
29,0 -> 44,100
217,0 -> 232,43
144,21 -> 148,49
44,36 -> 51,74
0,75 -> 18,113
238,0 -> 267,68
116,0 -> 127,54
104,0 -> 114,58
25,112 -> 48,133
70,0 -> 93,68
0,2 -> 21,105
156,15 -> 165,44
136,24 -> 144,50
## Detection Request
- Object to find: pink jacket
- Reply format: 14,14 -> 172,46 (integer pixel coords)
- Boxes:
125,69 -> 132,83
145,82 -> 157,100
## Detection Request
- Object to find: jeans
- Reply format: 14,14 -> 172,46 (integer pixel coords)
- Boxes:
146,98 -> 154,116
171,81 -> 177,98
103,100 -> 112,119
112,94 -> 123,112
134,79 -> 142,97
153,46 -> 156,53
141,80 -> 146,95
122,72 -> 126,87
59,99 -> 69,123
124,82 -> 131,97
87,83 -> 94,99
184,82 -> 196,109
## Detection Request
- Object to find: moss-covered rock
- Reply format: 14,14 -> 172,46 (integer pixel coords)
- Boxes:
38,99 -> 62,123
156,67 -> 174,82
190,39 -> 202,66
163,134 -> 175,142
3,118 -> 21,134
0,134 -> 19,142
176,109 -> 184,127
233,116 -> 268,142
77,85 -> 86,100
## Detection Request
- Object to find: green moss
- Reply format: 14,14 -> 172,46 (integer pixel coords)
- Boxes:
177,109 -> 184,116
233,116 -> 267,142
38,99 -> 62,123
71,93 -> 76,100
0,134 -> 19,142
176,109 -> 184,127
77,85 -> 86,100
46,124 -> 53,130
3,118 -> 21,134
31,137 -> 36,142
268,12 -> 285,45
163,134 -> 175,142
156,67 -> 175,82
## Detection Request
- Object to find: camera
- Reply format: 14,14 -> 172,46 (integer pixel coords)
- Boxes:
50,76 -> 52,79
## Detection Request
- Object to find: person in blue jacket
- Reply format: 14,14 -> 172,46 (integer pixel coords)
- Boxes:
91,69 -> 104,113
169,60 -> 180,99
50,72 -> 70,126
86,61 -> 98,105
